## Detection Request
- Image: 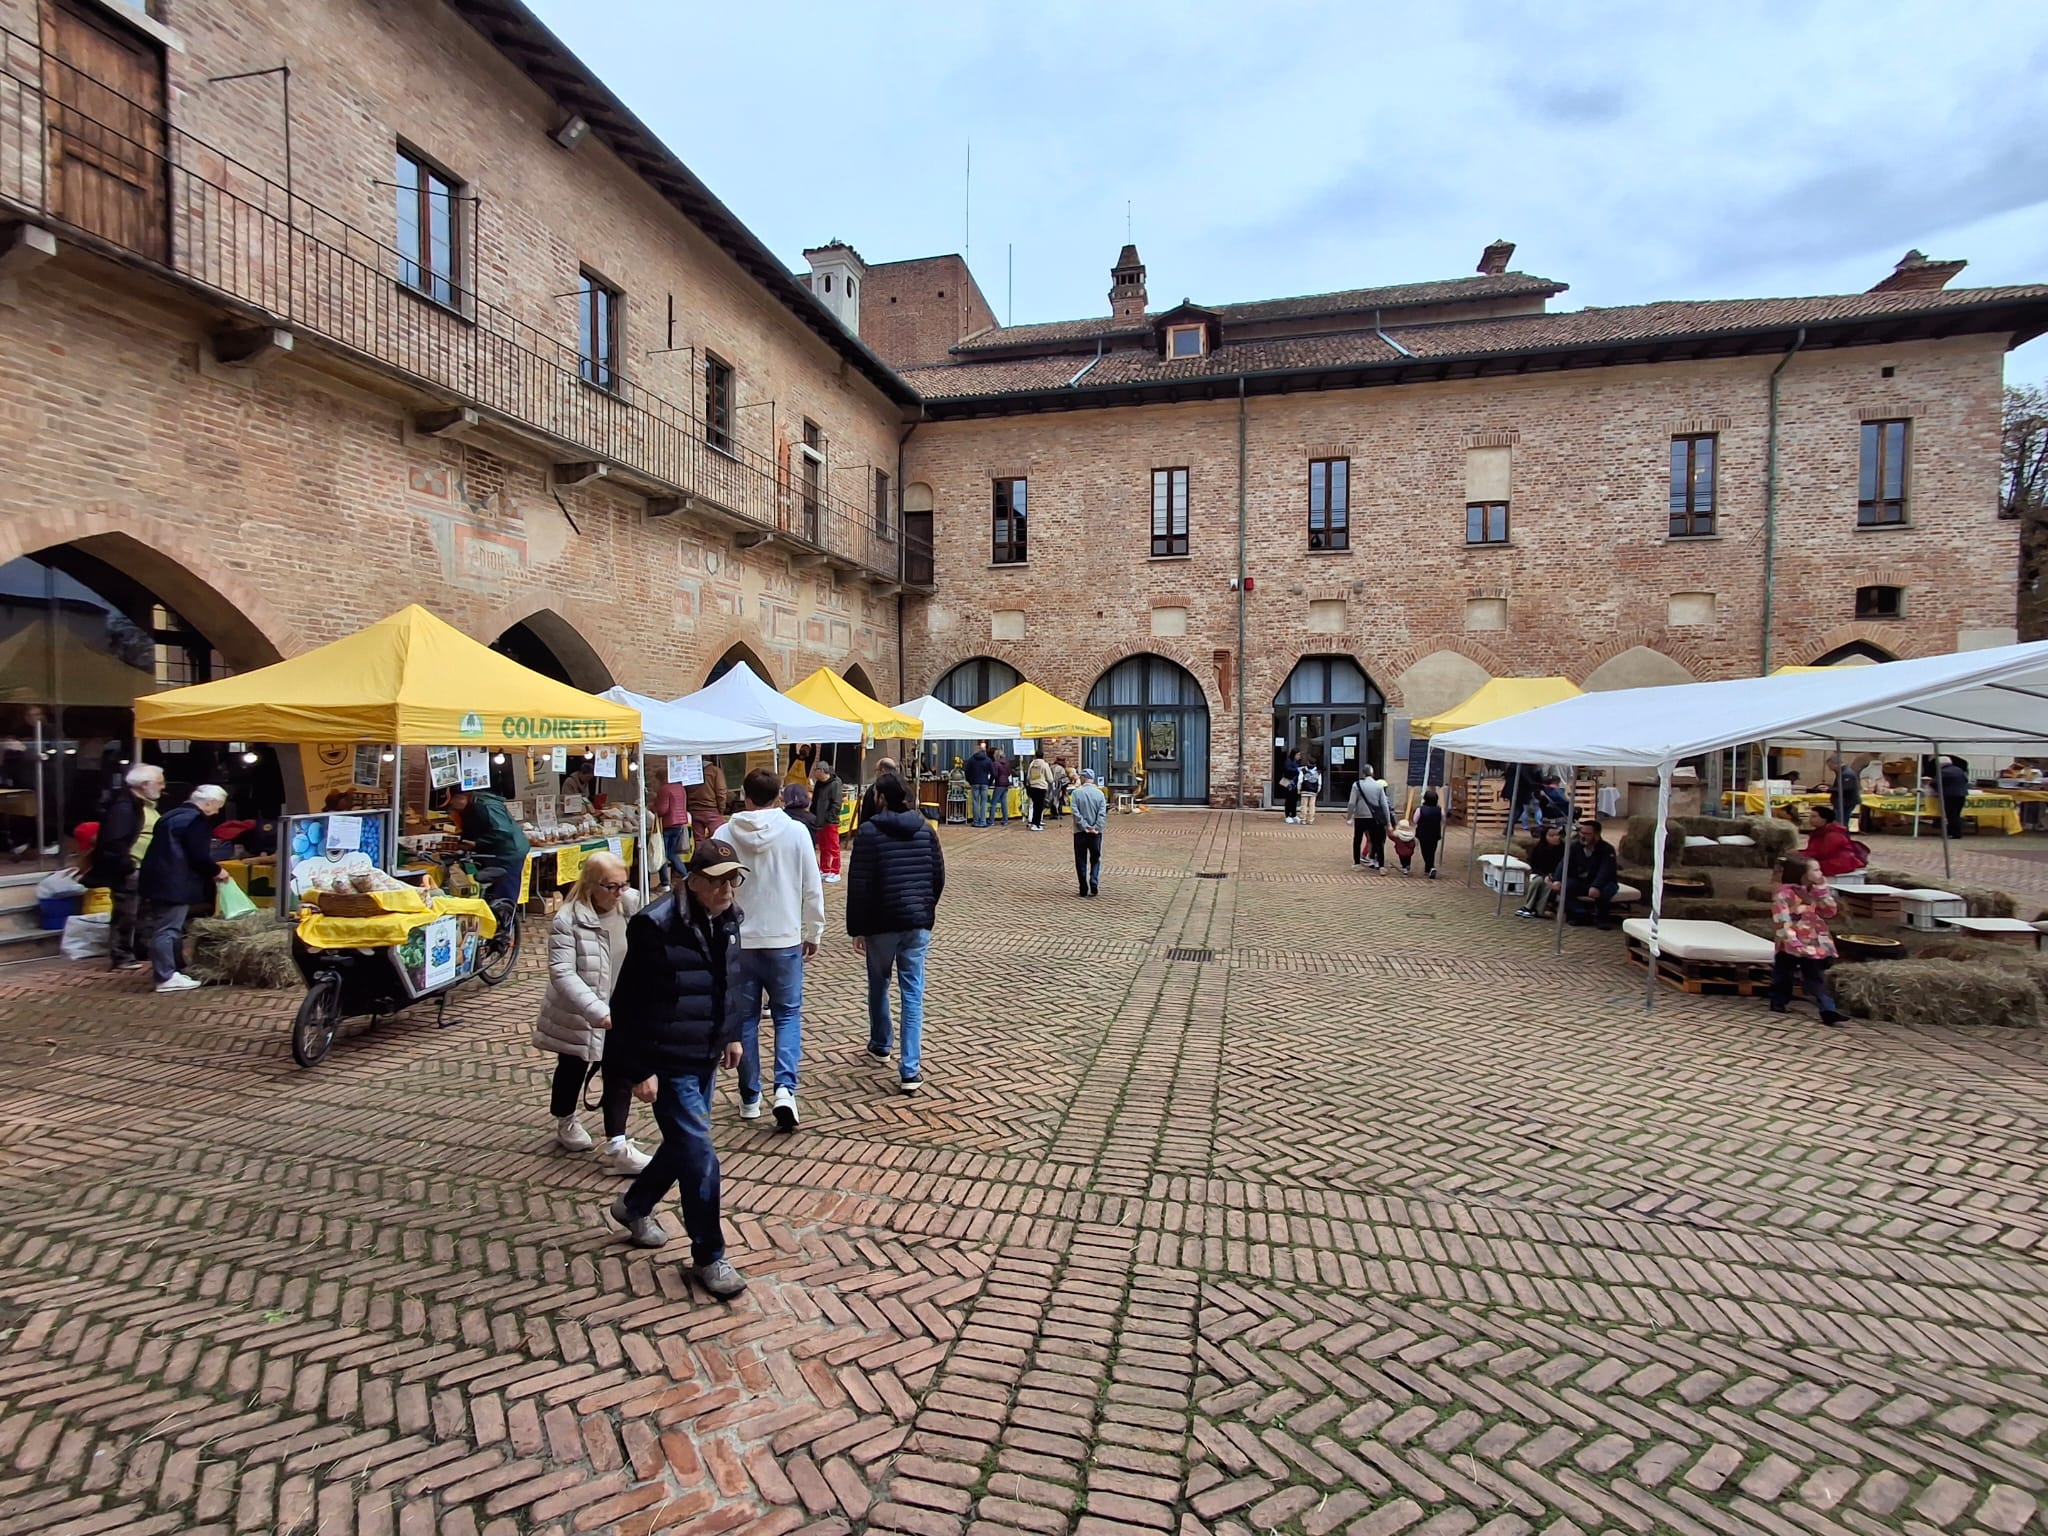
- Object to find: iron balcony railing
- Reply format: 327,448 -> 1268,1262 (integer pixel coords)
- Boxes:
0,25 -> 926,587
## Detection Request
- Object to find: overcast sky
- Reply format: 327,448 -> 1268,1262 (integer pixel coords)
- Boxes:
528,0 -> 2048,386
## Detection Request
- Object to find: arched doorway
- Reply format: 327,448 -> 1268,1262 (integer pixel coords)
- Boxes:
491,610 -> 614,692
1,544 -> 272,862
1813,641 -> 1894,666
1272,655 -> 1384,805
926,657 -> 1018,773
707,643 -> 773,687
1084,655 -> 1210,804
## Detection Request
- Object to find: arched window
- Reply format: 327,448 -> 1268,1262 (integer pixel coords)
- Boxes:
1084,654 -> 1210,803
932,657 -> 1019,710
1271,654 -> 1385,804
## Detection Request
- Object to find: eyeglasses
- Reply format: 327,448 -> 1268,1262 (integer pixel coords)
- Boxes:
694,871 -> 744,887
597,881 -> 629,893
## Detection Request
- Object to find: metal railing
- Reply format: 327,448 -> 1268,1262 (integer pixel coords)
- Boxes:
0,25 -> 927,587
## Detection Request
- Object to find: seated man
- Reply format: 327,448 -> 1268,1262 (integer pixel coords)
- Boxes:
1563,816 -> 1620,927
443,786 -> 531,909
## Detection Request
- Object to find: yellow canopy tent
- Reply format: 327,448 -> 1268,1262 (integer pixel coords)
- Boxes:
0,624 -> 153,708
785,667 -> 921,741
1410,676 -> 1581,737
967,681 -> 1112,738
134,604 -> 641,746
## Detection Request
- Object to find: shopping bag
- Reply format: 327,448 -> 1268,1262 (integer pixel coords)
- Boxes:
216,878 -> 259,920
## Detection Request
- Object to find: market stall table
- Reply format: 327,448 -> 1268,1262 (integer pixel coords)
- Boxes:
1860,792 -> 2021,836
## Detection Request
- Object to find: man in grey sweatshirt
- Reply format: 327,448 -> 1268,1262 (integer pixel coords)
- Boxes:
1069,769 -> 1109,897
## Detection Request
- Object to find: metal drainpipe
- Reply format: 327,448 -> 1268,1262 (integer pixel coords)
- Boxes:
1237,375 -> 1248,809
1760,327 -> 1806,675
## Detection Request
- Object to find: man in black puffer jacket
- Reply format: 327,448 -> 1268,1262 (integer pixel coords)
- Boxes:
845,774 -> 945,1093
603,837 -> 750,1296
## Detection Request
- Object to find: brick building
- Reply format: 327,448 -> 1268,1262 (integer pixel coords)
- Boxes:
864,244 -> 2048,804
1,0 -> 919,838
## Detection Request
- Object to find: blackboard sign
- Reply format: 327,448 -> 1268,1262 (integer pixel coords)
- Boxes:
1406,736 -> 1448,788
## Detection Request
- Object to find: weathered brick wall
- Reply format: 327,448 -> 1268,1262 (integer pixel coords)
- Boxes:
904,336 -> 2017,802
2,0 -> 907,694
859,256 -> 997,369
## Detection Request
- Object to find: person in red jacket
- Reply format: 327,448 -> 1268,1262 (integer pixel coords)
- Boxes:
1801,806 -> 1865,877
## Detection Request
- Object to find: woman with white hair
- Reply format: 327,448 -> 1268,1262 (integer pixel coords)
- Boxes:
138,784 -> 230,993
85,762 -> 166,971
532,850 -> 650,1174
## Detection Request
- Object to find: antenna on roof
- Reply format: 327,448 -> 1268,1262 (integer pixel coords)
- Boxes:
1126,200 -> 1132,242
1008,243 -> 1013,326
964,140 -> 971,274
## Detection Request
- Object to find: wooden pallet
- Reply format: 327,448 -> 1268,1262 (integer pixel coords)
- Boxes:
1838,889 -> 1903,924
1626,935 -> 1773,996
1452,775 -> 1599,832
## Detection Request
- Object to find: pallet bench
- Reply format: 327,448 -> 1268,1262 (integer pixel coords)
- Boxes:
1623,918 -> 1776,996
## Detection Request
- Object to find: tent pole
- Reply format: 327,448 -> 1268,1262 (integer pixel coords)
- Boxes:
1493,764 -> 1520,916
635,748 -> 650,906
390,743 -> 402,875
1937,743 -> 1952,881
1912,752 -> 1923,841
1646,760 -> 1674,1011
1552,764 -> 1574,955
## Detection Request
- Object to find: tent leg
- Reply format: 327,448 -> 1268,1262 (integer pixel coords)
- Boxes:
1553,763 -> 1575,955
1493,765 -> 1520,916
390,744 -> 402,874
635,753 -> 650,907
1936,743 -> 1952,882
1646,762 -> 1673,1011
1912,752 -> 1923,841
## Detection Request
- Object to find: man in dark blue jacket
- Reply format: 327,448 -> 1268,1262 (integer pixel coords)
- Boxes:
138,784 -> 228,993
845,774 -> 945,1093
603,837 -> 749,1297
963,743 -> 996,827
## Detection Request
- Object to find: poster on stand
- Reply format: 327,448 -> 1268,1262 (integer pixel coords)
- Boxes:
677,754 -> 704,786
353,745 -> 386,787
551,746 -> 568,773
279,810 -> 394,916
458,748 -> 490,790
428,747 -> 461,790
594,747 -> 618,779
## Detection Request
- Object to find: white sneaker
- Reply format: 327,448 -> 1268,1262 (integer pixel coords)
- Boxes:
772,1085 -> 799,1132
824,873 -> 841,884
596,1137 -> 651,1175
738,1095 -> 762,1120
555,1115 -> 593,1152
155,973 -> 201,993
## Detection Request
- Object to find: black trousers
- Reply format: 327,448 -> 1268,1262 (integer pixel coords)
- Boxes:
1282,788 -> 1300,819
1770,953 -> 1837,1016
108,869 -> 145,965
1417,833 -> 1441,873
1943,797 -> 1966,839
1565,884 -> 1613,924
1028,787 -> 1047,827
548,1053 -> 631,1139
1073,832 -> 1102,893
1352,819 -> 1371,864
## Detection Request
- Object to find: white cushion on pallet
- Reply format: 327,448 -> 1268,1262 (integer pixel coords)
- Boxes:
1622,918 -> 1774,965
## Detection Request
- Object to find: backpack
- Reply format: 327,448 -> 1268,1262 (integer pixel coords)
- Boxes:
1849,837 -> 1872,867
1299,765 -> 1322,793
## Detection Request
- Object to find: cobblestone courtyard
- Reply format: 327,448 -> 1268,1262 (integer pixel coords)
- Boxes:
2,812 -> 2045,1536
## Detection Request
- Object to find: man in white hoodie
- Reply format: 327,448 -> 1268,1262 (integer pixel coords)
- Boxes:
723,767 -> 826,1130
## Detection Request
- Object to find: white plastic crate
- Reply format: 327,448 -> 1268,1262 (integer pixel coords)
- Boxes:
1896,889 -> 1966,931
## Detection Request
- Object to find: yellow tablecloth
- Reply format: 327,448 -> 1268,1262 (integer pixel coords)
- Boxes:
1862,793 -> 2022,837
1722,790 -> 1830,817
519,835 -> 637,902
296,893 -> 497,950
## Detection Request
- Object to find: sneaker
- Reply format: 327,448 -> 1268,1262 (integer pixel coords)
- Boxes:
738,1095 -> 763,1120
1428,869 -> 1438,880
556,1115 -> 593,1152
1767,1002 -> 1789,1014
772,1085 -> 799,1132
866,1046 -> 891,1064
1285,817 -> 1297,825
824,873 -> 841,884
1089,883 -> 1099,897
604,1196 -> 669,1249
596,1137 -> 651,1175
1515,909 -> 1535,920
155,973 -> 201,993
900,1074 -> 922,1094
114,959 -> 148,972
1821,1010 -> 1845,1027
695,1257 -> 747,1298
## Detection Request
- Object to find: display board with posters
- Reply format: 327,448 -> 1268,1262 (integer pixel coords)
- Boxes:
279,809 -> 394,917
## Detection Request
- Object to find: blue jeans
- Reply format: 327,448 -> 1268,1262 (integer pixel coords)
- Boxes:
662,824 -> 688,877
865,929 -> 931,1080
993,786 -> 1010,824
148,901 -> 190,982
621,1065 -> 725,1265
736,945 -> 804,1099
970,785 -> 992,826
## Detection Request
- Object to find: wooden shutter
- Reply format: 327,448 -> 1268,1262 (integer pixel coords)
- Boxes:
39,0 -> 167,261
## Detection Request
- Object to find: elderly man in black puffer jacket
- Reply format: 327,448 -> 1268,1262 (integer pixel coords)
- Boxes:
846,773 -> 945,1094
602,837 -> 750,1296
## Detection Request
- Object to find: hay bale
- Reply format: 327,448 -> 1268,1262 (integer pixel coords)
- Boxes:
1745,883 -> 1779,904
1619,817 -> 1682,868
1833,959 -> 2040,1029
1662,898 -> 1773,924
186,916 -> 300,989
1680,843 -> 1779,869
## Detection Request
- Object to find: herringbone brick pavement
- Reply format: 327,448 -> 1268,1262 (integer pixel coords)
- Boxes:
1,812 -> 2042,1534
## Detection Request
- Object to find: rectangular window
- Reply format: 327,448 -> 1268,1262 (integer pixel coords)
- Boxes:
394,146 -> 461,308
874,469 -> 894,541
1309,458 -> 1349,550
993,477 -> 1027,564
1859,419 -> 1909,525
800,419 -> 823,540
1151,467 -> 1189,556
1167,325 -> 1204,359
1466,501 -> 1509,545
577,270 -> 620,390
1669,434 -> 1716,537
704,354 -> 733,452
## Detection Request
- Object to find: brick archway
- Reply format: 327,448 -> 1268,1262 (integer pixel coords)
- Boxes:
474,600 -> 624,693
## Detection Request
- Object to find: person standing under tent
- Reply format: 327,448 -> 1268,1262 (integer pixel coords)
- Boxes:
601,836 -> 749,1295
1024,753 -> 1053,831
1048,757 -> 1071,821
964,743 -> 995,827
86,762 -> 165,972
687,758 -> 729,846
991,750 -> 1013,826
1768,854 -> 1843,1026
725,768 -> 825,1131
1415,788 -> 1444,879
810,760 -> 846,882
1070,768 -> 1108,897
139,784 -> 229,993
652,770 -> 693,880
532,851 -> 650,1175
1937,755 -> 1970,839
1828,754 -> 1863,833
846,773 -> 945,1094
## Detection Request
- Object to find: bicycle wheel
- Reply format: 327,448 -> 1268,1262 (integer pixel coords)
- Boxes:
476,901 -> 522,986
292,971 -> 344,1068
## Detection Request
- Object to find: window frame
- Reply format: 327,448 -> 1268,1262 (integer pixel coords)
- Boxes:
1151,466 -> 1189,557
799,418 -> 823,538
393,143 -> 465,312
576,268 -> 622,392
1855,584 -> 1904,620
992,477 -> 1028,565
703,353 -> 734,454
1309,457 -> 1349,551
1465,500 -> 1510,546
874,468 -> 894,542
1859,419 -> 1910,526
1668,433 -> 1717,538
1166,324 -> 1205,359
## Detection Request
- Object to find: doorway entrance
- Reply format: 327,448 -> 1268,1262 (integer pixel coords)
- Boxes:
1272,656 -> 1383,805
1084,654 -> 1209,804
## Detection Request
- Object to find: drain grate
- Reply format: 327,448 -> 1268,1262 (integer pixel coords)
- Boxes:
1167,947 -> 1215,962
1195,871 -> 1228,879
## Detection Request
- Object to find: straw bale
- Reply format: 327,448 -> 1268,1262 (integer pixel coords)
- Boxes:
186,917 -> 299,989
1833,959 -> 2040,1029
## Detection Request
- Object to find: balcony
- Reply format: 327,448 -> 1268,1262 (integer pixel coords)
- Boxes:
0,24 -> 927,590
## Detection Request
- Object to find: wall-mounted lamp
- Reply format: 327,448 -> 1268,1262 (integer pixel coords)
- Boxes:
551,114 -> 590,151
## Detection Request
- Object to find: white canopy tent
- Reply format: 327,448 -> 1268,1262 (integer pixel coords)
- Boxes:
670,663 -> 864,750
894,694 -> 994,740
1430,640 -> 2048,1005
598,687 -> 775,756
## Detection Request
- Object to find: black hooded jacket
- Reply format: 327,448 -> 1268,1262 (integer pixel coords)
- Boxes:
607,890 -> 745,1077
845,809 -> 946,937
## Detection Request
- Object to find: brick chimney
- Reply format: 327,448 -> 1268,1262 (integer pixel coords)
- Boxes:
1476,239 -> 1515,277
1869,249 -> 1967,294
1110,244 -> 1147,319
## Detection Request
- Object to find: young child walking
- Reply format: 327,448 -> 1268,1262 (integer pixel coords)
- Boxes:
1769,854 -> 1844,1026
1389,817 -> 1419,874
1414,789 -> 1444,879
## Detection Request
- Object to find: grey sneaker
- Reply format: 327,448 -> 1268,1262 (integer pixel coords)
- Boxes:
772,1085 -> 799,1132
605,1196 -> 669,1249
696,1258 -> 747,1298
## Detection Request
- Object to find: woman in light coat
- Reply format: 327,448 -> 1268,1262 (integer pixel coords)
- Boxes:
532,851 -> 649,1174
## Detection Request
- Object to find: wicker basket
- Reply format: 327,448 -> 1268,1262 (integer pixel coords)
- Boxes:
1837,933 -> 1905,963
312,891 -> 386,919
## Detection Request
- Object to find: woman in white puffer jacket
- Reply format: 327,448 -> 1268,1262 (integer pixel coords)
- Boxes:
531,851 -> 648,1174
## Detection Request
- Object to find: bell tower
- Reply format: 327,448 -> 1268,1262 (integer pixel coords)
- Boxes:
1109,244 -> 1147,319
